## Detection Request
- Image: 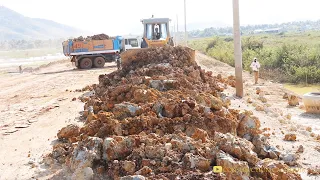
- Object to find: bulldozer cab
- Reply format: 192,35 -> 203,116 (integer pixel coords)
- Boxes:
119,16 -> 195,64
141,18 -> 173,48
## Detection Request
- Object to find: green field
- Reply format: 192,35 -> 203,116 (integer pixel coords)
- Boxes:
284,84 -> 320,95
189,31 -> 320,84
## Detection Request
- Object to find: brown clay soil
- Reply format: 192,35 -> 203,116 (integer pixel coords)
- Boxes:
0,52 -> 319,180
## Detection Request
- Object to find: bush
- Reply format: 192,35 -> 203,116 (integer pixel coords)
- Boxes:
190,33 -> 320,84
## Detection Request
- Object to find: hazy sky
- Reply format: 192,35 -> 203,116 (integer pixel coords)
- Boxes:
1,0 -> 320,35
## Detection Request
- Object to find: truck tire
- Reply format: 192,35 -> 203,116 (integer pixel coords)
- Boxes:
80,58 -> 93,69
93,57 -> 105,68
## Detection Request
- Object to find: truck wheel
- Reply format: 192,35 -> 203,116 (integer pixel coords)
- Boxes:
80,58 -> 93,69
93,57 -> 105,68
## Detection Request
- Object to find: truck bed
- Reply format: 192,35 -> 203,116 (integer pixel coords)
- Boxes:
62,36 -> 122,56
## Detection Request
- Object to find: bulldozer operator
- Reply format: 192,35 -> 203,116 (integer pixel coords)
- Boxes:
154,24 -> 161,40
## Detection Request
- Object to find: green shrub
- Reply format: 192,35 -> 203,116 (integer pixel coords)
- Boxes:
189,32 -> 320,84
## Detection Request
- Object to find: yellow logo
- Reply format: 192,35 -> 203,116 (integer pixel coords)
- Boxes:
213,166 -> 223,173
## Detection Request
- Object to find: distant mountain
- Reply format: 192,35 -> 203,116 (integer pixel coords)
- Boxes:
0,6 -> 87,41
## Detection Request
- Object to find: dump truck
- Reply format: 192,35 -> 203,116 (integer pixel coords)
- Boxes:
62,36 -> 122,69
120,16 -> 195,64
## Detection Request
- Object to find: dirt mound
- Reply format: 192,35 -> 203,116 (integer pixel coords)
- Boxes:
91,33 -> 110,40
74,33 -> 110,41
45,47 -> 302,179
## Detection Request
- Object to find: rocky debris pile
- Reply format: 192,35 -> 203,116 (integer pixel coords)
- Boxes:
73,33 -> 110,41
45,46 -> 302,179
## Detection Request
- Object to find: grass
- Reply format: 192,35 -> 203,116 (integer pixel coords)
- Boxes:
189,31 -> 320,84
284,84 -> 320,95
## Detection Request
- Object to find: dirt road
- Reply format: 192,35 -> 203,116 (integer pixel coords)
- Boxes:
0,60 -> 117,180
0,53 -> 319,180
197,53 -> 320,180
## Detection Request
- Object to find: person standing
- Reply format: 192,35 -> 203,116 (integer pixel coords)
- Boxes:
250,58 -> 261,84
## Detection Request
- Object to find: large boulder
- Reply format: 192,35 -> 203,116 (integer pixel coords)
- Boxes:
57,124 -> 80,140
214,132 -> 260,165
216,151 -> 250,180
103,136 -> 136,161
237,112 -> 261,140
288,94 -> 299,106
195,93 -> 223,111
113,103 -> 142,120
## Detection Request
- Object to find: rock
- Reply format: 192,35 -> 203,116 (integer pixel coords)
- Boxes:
145,145 -> 166,159
269,151 -> 278,159
247,98 -> 253,103
133,89 -> 159,103
284,113 -> 292,120
214,132 -> 260,165
216,151 -> 250,180
195,93 -> 223,111
288,94 -> 299,106
123,161 -> 136,174
284,134 -> 296,141
182,153 -> 211,172
149,79 -> 178,91
280,153 -> 299,166
253,159 -> 302,179
135,166 -> 152,176
296,145 -> 304,153
196,157 -> 211,172
252,135 -> 281,159
237,112 -> 261,140
255,105 -> 264,111
69,137 -> 103,171
307,168 -> 320,175
80,120 -> 102,136
306,126 -> 312,132
103,137 -> 134,161
258,96 -> 267,103
120,175 -> 146,180
191,128 -> 208,143
113,103 -> 142,120
71,167 -> 94,180
57,124 -> 80,140
72,97 -> 77,101
97,111 -> 114,123
256,87 -> 261,94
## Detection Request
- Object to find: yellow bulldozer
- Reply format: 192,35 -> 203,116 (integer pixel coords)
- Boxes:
119,16 -> 195,66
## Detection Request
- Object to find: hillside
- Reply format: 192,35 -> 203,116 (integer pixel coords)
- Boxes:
0,6 -> 86,41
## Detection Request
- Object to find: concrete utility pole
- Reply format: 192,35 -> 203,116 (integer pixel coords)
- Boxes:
232,0 -> 244,97
184,0 -> 187,46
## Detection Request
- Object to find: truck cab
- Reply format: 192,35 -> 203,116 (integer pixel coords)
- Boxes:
121,37 -> 141,51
